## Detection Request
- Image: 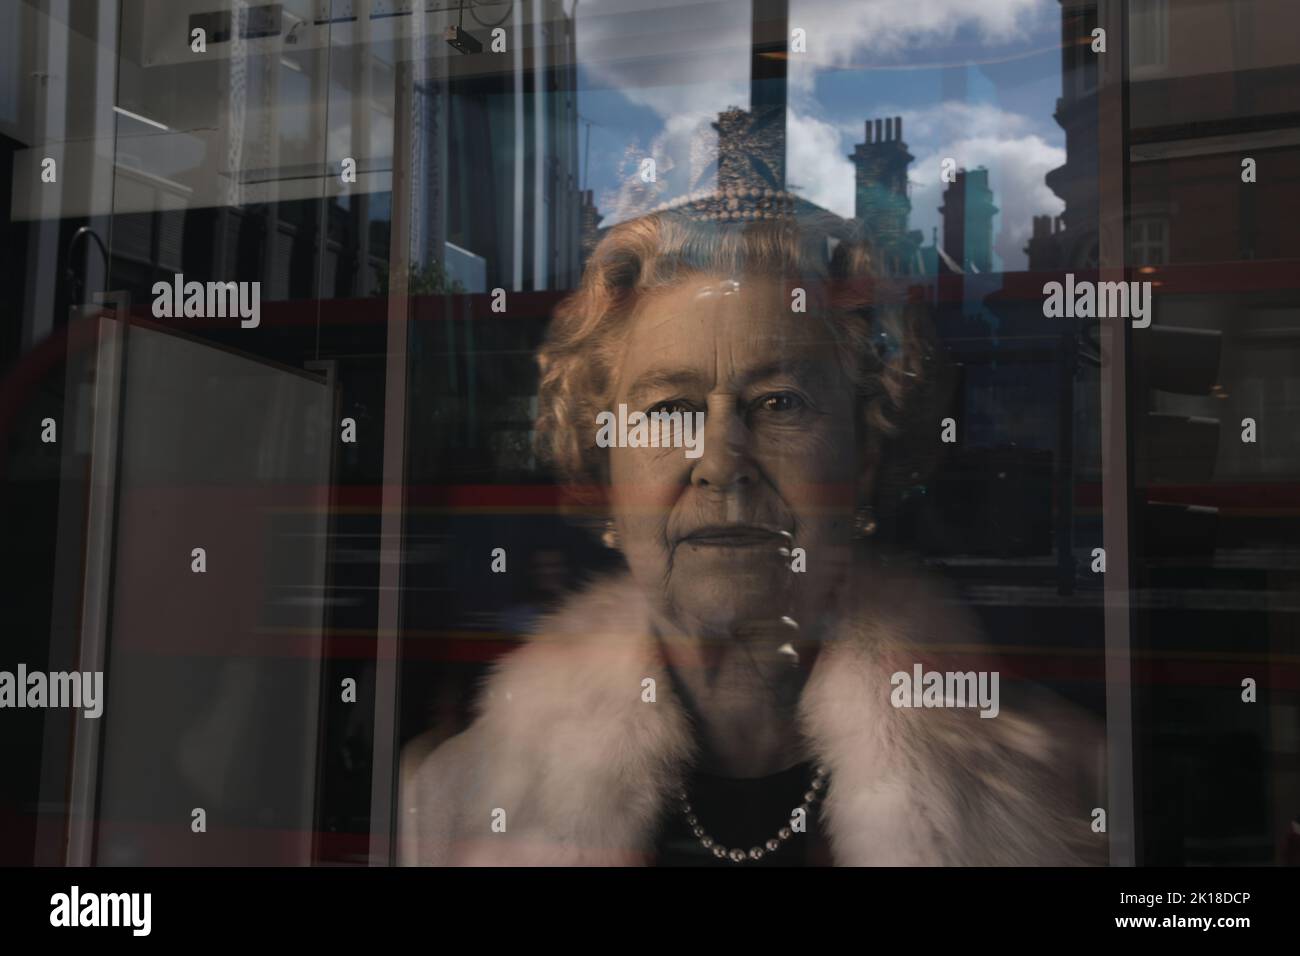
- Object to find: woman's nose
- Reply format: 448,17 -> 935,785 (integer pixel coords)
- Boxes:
690,398 -> 757,491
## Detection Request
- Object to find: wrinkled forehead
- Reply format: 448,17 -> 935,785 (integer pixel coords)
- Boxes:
615,275 -> 847,396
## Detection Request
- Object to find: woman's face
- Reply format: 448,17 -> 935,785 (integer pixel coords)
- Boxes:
606,274 -> 870,635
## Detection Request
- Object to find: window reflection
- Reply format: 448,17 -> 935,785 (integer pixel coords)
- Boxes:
0,0 -> 1295,868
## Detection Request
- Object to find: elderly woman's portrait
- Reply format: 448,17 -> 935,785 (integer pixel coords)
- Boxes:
399,197 -> 1106,866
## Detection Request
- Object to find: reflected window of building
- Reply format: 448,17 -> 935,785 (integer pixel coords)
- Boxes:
1130,0 -> 1170,76
1131,217 -> 1168,266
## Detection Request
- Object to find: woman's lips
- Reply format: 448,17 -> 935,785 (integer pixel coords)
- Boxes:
679,525 -> 791,548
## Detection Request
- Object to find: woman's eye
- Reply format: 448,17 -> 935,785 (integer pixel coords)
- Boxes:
649,399 -> 693,416
755,392 -> 804,413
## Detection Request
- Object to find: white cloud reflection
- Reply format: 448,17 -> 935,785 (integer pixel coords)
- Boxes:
578,0 -> 1065,268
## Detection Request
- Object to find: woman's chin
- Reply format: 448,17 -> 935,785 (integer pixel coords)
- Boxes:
667,574 -> 795,632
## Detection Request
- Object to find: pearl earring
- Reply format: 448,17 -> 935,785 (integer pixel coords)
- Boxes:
602,519 -> 620,549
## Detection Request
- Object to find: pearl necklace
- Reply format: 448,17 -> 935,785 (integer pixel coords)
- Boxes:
676,764 -> 830,863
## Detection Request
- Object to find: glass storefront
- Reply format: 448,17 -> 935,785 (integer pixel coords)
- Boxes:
1,0 -> 1297,867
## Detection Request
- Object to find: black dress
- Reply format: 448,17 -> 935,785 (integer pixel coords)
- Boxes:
650,761 -> 834,866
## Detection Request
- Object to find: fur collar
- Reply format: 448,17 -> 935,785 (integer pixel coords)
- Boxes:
401,566 -> 1106,866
